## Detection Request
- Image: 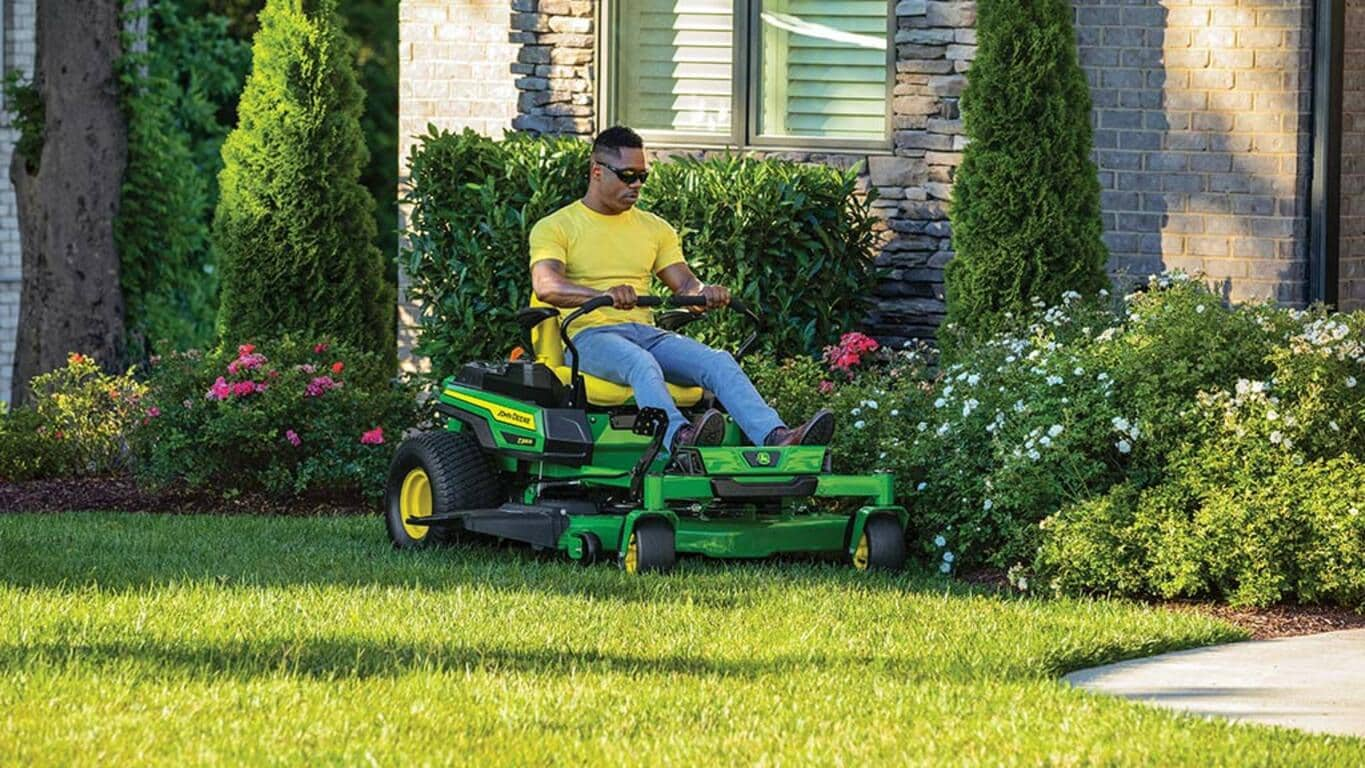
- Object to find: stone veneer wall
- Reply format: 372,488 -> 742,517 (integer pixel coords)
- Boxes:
1,0 -> 36,404
397,0 -> 520,368
1074,0 -> 1314,304
1343,0 -> 1365,311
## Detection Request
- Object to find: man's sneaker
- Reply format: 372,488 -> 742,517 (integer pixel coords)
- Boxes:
671,408 -> 726,451
764,408 -> 835,447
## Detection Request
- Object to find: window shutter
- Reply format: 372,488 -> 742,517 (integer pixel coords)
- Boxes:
759,0 -> 887,139
617,0 -> 735,135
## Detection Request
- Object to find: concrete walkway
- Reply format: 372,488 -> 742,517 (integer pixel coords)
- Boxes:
1064,629 -> 1365,738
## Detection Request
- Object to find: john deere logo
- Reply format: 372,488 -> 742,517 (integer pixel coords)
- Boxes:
744,450 -> 777,468
492,405 -> 535,429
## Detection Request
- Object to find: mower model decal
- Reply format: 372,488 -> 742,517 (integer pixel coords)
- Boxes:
500,431 -> 536,447
443,389 -> 538,431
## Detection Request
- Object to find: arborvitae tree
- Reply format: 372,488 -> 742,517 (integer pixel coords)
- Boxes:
944,0 -> 1109,343
213,0 -> 394,373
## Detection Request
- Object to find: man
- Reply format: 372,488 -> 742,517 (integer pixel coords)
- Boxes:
529,125 -> 834,457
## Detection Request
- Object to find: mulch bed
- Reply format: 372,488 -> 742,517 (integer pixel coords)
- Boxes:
5,479 -> 1363,640
0,475 -> 375,516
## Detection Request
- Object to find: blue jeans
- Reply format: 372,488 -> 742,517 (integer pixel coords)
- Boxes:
567,323 -> 785,451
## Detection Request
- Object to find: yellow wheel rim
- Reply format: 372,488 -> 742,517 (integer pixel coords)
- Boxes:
624,532 -> 639,574
853,531 -> 870,571
398,468 -> 432,541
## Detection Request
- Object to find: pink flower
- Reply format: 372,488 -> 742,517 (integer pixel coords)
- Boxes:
836,352 -> 861,370
360,427 -> 384,445
313,342 -> 329,355
285,429 -> 301,447
238,344 -> 256,356
146,406 -> 161,418
232,381 -> 257,397
227,352 -> 266,374
206,376 -> 231,401
305,375 -> 340,397
819,380 -> 835,395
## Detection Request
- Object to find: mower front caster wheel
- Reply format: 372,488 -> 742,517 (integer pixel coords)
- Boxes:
620,518 -> 675,574
851,514 -> 907,572
574,533 -> 603,566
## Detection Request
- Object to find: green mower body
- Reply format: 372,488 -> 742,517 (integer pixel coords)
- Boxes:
384,295 -> 909,573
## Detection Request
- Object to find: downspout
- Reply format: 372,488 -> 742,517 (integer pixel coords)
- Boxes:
1309,0 -> 1343,307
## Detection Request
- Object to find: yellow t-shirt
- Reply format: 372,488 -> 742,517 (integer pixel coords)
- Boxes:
528,200 -> 686,336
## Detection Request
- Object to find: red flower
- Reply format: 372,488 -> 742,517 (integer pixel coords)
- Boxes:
819,380 -> 835,395
331,361 -> 344,375
313,342 -> 329,355
68,353 -> 86,365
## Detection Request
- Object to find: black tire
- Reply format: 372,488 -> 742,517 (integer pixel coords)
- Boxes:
575,532 -> 602,566
384,430 -> 503,550
851,514 -> 906,572
620,517 -> 675,574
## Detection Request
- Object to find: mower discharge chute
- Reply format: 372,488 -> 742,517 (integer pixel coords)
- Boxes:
384,294 -> 909,574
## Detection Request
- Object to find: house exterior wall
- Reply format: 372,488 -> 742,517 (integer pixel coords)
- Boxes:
397,0 -> 519,368
1075,0 -> 1313,304
1343,0 -> 1365,311
399,0 -> 1329,352
1,0 -> 37,405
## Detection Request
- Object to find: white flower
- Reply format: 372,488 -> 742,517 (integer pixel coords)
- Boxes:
1027,449 -> 1041,461
1331,420 -> 1341,432
934,398 -> 946,409
1196,304 -> 1206,314
1039,436 -> 1052,447
890,409 -> 899,417
939,562 -> 951,574
1266,410 -> 1278,421
1017,577 -> 1029,591
934,535 -> 946,547
1112,416 -> 1130,432
943,385 -> 954,397
1116,439 -> 1132,454
936,423 -> 951,436
917,482 -> 927,491
854,420 -> 866,429
865,400 -> 879,410
983,499 -> 994,511
851,407 -> 862,416
967,374 -> 981,386
1048,424 -> 1064,438
1348,376 -> 1358,389
943,551 -> 955,563
1073,367 -> 1084,376
917,421 -> 928,432
1046,375 -> 1063,386
1270,430 -> 1283,444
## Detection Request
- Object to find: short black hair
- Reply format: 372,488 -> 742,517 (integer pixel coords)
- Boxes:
591,125 -> 643,161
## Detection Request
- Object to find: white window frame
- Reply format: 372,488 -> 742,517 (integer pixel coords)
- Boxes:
599,0 -> 895,153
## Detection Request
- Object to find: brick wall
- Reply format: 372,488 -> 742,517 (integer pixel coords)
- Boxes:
1343,0 -> 1365,311
1074,0 -> 1314,303
397,0 -> 519,371
1,0 -> 37,405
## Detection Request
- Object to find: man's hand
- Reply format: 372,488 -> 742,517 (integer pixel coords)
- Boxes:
699,283 -> 730,309
605,284 -> 638,309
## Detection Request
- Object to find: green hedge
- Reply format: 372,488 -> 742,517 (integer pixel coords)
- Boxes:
401,129 -> 881,377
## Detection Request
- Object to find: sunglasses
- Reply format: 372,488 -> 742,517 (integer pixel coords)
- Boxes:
597,161 -> 649,185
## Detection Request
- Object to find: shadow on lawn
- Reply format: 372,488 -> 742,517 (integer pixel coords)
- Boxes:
0,512 -> 964,610
0,637 -> 918,682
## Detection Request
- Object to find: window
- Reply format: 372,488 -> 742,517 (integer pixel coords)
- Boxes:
606,0 -> 893,150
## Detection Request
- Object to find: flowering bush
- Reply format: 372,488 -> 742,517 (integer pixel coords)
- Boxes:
1038,308 -> 1365,607
753,272 -> 1365,606
132,339 -> 421,500
0,353 -> 146,482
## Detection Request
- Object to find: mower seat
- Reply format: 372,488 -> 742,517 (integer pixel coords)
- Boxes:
528,311 -> 704,408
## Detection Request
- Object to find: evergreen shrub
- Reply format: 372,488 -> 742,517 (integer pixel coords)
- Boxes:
214,0 -> 394,373
944,0 -> 1109,346
402,131 -> 881,376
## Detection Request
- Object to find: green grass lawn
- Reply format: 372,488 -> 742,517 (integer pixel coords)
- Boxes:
2,512 -> 1362,766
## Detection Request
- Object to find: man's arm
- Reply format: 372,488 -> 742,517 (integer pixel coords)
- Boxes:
657,262 -> 729,310
532,260 -> 638,309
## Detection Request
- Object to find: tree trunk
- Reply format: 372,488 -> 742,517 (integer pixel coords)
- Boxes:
9,0 -> 128,404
